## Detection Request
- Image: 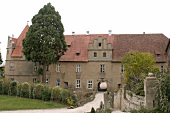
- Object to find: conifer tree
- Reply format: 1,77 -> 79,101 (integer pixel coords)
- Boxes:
0,52 -> 3,76
23,3 -> 67,83
0,52 -> 2,65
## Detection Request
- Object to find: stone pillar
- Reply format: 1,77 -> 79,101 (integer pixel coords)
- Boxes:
114,90 -> 121,110
144,77 -> 158,109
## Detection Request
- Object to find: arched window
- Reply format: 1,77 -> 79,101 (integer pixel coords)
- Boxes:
103,52 -> 106,57
94,52 -> 97,57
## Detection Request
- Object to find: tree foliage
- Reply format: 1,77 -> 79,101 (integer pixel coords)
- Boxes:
0,52 -> 4,76
23,3 -> 67,83
156,74 -> 170,112
0,53 -> 2,65
121,51 -> 159,95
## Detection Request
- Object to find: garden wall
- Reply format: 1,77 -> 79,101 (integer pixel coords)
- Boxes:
123,90 -> 144,111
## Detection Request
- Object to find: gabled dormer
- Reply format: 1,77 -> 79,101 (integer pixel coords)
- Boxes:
88,36 -> 113,61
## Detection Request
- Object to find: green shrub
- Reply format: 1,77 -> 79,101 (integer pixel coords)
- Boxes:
42,86 -> 51,101
17,84 -> 22,97
130,108 -> 164,113
84,92 -> 93,97
21,82 -> 30,98
0,80 -> 4,94
51,87 -> 62,102
105,109 -> 112,113
3,79 -> 10,95
70,92 -> 77,106
60,88 -> 70,104
67,96 -> 73,106
91,107 -> 95,113
10,81 -> 18,96
35,84 -> 43,99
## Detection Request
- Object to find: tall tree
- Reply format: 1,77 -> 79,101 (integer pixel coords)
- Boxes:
0,52 -> 3,76
0,52 -> 2,65
121,51 -> 159,95
23,3 -> 67,83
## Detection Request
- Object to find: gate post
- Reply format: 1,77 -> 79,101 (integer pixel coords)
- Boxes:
144,76 -> 158,109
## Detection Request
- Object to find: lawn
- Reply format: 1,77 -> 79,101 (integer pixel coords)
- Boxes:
0,95 -> 67,110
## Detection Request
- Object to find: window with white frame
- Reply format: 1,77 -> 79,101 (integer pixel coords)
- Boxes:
33,78 -> 36,83
56,79 -> 60,86
76,64 -> 81,72
121,65 -> 125,73
34,64 -> 38,72
87,80 -> 93,89
103,52 -> 106,57
56,64 -> 60,72
76,79 -> 81,88
10,62 -> 14,71
100,64 -> 105,73
161,65 -> 164,73
94,52 -> 97,57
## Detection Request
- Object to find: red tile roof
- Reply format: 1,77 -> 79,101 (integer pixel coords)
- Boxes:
60,34 -> 114,62
112,34 -> 169,62
10,25 -> 168,62
11,25 -> 29,57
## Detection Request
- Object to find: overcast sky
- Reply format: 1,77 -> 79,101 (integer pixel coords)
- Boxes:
0,0 -> 170,64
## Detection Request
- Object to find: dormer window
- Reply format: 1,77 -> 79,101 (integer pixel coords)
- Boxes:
76,49 -> 80,56
76,53 -> 80,56
156,54 -> 160,57
154,51 -> 161,57
67,45 -> 71,48
98,43 -> 102,47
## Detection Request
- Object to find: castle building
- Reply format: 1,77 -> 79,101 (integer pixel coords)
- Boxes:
5,25 -> 169,92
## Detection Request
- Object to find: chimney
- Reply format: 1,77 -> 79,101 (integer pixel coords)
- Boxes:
72,32 -> 75,36
108,30 -> 112,37
86,31 -> 89,36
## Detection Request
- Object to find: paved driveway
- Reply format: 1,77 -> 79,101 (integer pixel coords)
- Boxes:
0,92 -> 126,113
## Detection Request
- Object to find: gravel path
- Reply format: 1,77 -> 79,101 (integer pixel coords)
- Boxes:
0,92 -> 126,113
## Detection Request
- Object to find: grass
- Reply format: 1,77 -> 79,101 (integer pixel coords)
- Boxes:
0,95 -> 67,110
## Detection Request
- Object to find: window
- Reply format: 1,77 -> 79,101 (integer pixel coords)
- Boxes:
161,65 -> 164,73
34,64 -> 38,72
103,52 -> 106,57
56,64 -> 60,72
10,62 -> 14,71
56,79 -> 60,86
46,79 -> 48,84
67,45 -> 71,48
121,65 -> 125,73
76,64 -> 81,72
76,79 -> 81,88
87,80 -> 93,89
98,43 -> 102,47
76,53 -> 80,56
33,78 -> 36,83
94,52 -> 97,57
100,64 -> 105,73
156,54 -> 160,57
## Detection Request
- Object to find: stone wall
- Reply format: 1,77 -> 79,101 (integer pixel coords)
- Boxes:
119,77 -> 158,111
123,90 -> 144,111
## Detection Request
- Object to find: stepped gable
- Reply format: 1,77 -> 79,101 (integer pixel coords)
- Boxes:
60,34 -> 114,62
112,34 -> 169,62
11,25 -> 29,57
